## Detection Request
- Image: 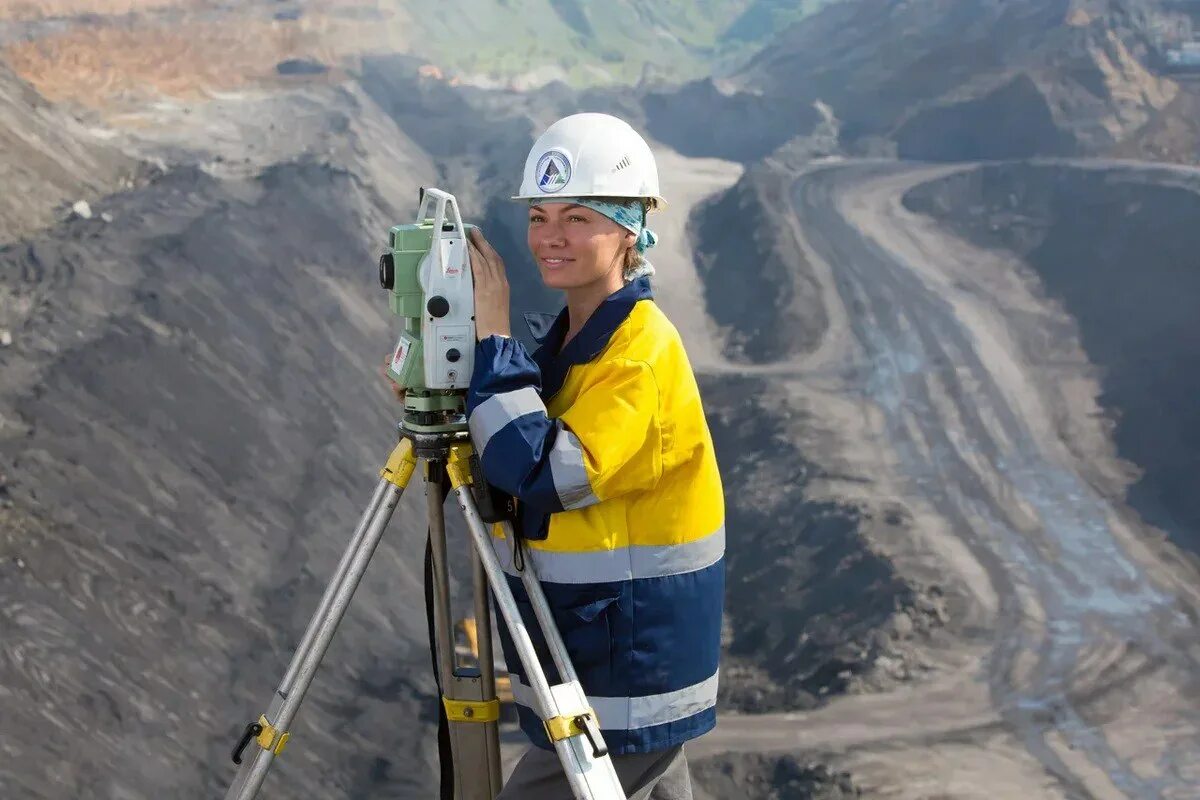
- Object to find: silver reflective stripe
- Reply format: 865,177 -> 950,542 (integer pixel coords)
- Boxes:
468,386 -> 546,457
548,424 -> 598,510
510,671 -> 719,731
499,525 -> 724,584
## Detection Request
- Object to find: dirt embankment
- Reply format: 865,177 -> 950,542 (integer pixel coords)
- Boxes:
0,73 -> 456,796
0,1 -> 399,242
0,61 -> 139,244
894,74 -> 1079,161
903,162 -> 1200,559
642,78 -> 822,163
689,164 -> 828,365
702,373 -> 953,714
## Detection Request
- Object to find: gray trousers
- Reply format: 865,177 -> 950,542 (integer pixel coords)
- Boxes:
496,744 -> 693,800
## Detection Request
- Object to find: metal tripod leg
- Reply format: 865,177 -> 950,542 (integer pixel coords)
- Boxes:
224,440 -> 418,800
283,480 -> 390,693
427,461 -> 504,800
444,444 -> 628,800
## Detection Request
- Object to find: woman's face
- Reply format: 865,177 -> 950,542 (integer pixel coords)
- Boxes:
527,202 -> 634,290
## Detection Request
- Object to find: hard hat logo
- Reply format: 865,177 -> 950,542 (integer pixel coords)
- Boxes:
535,150 -> 571,193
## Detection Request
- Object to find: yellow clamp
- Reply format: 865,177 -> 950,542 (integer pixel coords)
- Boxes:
256,714 -> 290,756
443,697 -> 500,723
445,442 -> 475,491
379,439 -> 417,489
544,710 -> 598,743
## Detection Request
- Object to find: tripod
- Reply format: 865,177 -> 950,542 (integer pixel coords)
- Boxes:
224,422 -> 628,800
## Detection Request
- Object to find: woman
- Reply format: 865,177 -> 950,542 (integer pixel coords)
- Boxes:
466,113 -> 725,799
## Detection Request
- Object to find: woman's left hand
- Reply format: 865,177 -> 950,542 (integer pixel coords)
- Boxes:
468,227 -> 512,340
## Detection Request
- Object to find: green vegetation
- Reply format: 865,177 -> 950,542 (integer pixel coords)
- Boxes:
383,0 -> 842,86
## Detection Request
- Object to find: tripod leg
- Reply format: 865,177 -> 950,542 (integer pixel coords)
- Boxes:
471,550 -> 504,791
427,462 -> 456,691
282,480 -> 390,694
428,460 -> 504,800
444,445 -> 627,800
225,439 -> 418,800
500,519 -> 580,688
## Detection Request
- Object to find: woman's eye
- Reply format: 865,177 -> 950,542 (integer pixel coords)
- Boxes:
568,215 -> 587,223
529,215 -> 544,223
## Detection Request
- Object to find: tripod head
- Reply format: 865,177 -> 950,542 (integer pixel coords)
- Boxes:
379,188 -> 475,433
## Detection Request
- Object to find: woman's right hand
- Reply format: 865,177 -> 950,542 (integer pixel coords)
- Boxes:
382,355 -> 405,402
468,227 -> 512,340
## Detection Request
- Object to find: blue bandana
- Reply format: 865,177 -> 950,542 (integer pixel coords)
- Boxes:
529,197 -> 658,279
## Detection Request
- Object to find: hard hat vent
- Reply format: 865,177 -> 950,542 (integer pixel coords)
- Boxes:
613,155 -> 632,172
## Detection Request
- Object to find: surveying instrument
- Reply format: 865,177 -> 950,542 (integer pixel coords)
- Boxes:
223,189 -> 628,800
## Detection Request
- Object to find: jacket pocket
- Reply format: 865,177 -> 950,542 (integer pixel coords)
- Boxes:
553,589 -> 620,682
516,503 -> 551,541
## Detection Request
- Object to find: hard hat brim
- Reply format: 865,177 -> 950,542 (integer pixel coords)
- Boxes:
511,192 -> 667,211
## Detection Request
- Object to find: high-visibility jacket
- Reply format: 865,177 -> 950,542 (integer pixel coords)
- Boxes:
466,276 -> 725,755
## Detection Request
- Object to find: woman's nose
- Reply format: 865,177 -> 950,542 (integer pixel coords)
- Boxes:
538,226 -> 566,246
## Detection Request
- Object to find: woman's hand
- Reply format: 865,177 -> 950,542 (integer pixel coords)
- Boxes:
382,355 -> 405,402
468,227 -> 511,340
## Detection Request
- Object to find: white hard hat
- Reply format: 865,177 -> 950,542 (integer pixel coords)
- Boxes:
513,113 -> 666,210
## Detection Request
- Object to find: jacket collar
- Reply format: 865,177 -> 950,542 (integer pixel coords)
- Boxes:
522,311 -> 561,345
524,277 -> 653,397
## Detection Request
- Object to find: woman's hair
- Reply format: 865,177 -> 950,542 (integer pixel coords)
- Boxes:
622,247 -> 651,282
593,197 -> 656,282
